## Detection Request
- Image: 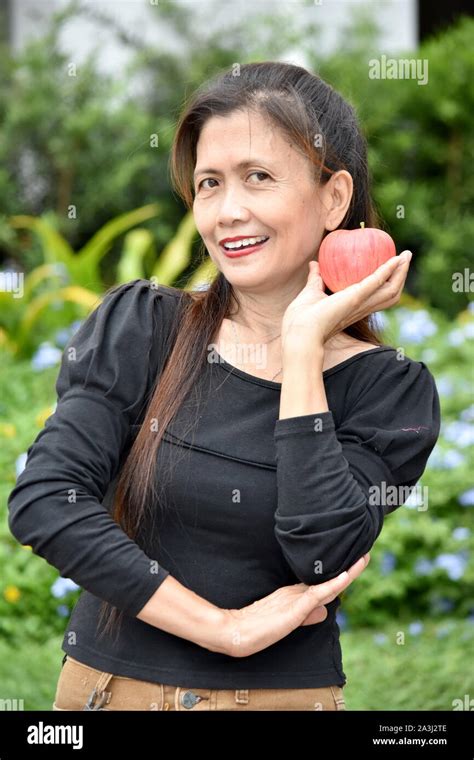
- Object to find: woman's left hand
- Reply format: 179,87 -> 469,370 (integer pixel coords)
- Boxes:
281,250 -> 412,354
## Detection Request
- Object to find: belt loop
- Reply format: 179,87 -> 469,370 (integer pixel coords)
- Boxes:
235,689 -> 249,705
83,671 -> 114,711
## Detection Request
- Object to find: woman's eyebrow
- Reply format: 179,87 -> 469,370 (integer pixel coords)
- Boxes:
193,158 -> 274,180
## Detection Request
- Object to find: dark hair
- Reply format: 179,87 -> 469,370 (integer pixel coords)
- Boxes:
97,61 -> 387,640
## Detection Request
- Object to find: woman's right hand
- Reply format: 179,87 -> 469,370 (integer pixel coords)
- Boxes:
219,554 -> 370,658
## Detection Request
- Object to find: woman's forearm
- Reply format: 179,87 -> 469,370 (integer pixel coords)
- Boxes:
136,574 -> 228,654
279,347 -> 328,419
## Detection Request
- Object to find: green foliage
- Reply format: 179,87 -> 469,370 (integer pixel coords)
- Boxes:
1,7 -> 471,316
341,302 -> 474,627
0,204 -> 174,357
10,204 -> 162,291
0,12 -> 177,267
0,264 -> 98,358
314,16 -> 474,316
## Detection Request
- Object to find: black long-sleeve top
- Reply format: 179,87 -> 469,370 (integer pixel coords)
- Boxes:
7,279 -> 441,689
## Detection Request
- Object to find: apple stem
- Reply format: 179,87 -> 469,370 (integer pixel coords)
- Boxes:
360,221 -> 365,229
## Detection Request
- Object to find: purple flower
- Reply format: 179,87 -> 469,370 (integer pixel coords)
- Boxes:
459,489 -> 474,507
460,405 -> 474,423
373,633 -> 388,645
409,621 -> 423,636
70,319 -> 84,334
397,309 -> 437,343
426,447 -> 466,470
447,328 -> 464,347
373,311 -> 388,330
336,610 -> 348,631
414,558 -> 433,576
436,377 -> 454,397
54,320 -> 84,348
443,421 -> 474,447
452,527 -> 470,540
442,450 -> 466,469
435,623 -> 455,638
15,453 -> 28,478
434,553 -> 467,580
380,552 -> 396,575
31,342 -> 62,371
56,605 -> 70,617
51,577 -> 80,598
54,328 -> 73,348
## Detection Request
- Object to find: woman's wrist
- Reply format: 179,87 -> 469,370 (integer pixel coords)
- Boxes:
136,574 -> 230,654
280,344 -> 328,419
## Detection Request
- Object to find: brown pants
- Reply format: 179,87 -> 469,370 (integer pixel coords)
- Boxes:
53,655 -> 346,711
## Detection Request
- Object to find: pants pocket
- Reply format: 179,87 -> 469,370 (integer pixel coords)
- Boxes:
53,655 -> 165,711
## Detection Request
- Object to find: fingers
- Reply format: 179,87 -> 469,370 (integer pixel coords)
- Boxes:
344,251 -> 411,322
301,605 -> 328,626
382,250 -> 412,291
308,260 -> 325,291
357,251 -> 411,298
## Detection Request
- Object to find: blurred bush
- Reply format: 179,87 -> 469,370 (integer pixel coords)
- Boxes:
314,15 -> 474,317
340,302 -> 474,627
1,6 -> 471,317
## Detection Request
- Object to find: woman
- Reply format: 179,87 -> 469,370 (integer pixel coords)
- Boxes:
7,61 -> 440,711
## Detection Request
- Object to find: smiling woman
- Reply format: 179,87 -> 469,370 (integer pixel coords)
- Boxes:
7,61 -> 440,712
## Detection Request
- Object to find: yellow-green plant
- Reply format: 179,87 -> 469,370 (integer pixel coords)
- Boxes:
9,203 -> 161,291
0,206 -> 212,357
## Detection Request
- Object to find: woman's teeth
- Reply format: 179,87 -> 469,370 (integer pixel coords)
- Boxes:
223,236 -> 269,250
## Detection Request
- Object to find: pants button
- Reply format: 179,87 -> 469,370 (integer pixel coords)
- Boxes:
180,690 -> 202,709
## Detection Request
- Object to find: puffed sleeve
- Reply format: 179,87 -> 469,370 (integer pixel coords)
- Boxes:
273,354 -> 441,585
7,280 -> 177,617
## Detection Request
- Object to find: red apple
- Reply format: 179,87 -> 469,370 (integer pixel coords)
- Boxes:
318,222 -> 396,292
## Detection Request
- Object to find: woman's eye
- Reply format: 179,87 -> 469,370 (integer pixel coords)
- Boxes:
198,178 -> 218,190
249,171 -> 270,184
197,171 -> 269,190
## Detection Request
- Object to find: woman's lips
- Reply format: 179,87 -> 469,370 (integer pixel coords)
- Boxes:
220,238 -> 270,258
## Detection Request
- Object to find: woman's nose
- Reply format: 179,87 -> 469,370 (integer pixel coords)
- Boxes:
216,188 -> 249,225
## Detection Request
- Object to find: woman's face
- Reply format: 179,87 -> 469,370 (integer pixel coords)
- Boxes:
192,109 -> 331,294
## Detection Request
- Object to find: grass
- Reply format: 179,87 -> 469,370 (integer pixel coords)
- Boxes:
342,618 -> 474,711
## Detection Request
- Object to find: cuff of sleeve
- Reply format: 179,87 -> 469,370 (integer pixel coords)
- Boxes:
125,565 -> 171,618
274,411 -> 335,439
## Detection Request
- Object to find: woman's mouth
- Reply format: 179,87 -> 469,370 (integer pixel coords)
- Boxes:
220,236 -> 270,258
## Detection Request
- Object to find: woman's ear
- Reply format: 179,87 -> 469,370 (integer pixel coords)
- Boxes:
322,170 -> 353,231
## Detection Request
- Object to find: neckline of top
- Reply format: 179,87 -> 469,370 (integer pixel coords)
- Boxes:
212,345 -> 396,389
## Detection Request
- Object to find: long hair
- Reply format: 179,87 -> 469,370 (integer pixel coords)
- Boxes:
96,61 -> 388,641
